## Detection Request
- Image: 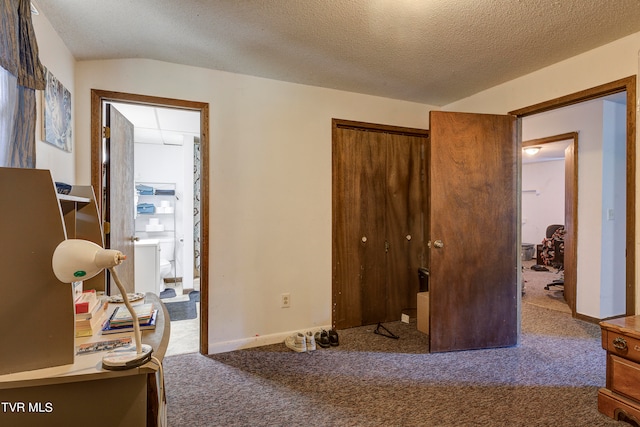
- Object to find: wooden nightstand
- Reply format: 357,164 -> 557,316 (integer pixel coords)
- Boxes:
598,315 -> 640,424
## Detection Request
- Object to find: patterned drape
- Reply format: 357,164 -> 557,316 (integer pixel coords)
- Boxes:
0,0 -> 46,168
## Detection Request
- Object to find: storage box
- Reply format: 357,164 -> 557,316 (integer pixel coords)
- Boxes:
417,292 -> 429,334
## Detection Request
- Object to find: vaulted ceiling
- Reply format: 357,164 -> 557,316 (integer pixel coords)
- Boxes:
34,0 -> 640,106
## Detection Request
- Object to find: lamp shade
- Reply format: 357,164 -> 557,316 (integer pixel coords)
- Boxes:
52,239 -> 123,283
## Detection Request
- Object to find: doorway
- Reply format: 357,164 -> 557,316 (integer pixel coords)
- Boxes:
521,133 -> 576,314
511,76 -> 636,319
90,89 -> 210,355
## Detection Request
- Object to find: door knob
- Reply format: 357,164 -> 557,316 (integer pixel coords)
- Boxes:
433,239 -> 444,248
131,236 -> 140,242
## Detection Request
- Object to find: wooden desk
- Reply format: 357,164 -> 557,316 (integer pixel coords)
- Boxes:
0,293 -> 170,427
598,315 -> 640,425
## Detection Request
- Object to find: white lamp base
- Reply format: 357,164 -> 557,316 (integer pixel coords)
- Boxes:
102,344 -> 153,370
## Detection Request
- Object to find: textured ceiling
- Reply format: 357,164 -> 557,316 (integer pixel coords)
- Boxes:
33,0 -> 640,106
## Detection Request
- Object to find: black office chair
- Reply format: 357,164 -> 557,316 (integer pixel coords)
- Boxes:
541,224 -> 565,290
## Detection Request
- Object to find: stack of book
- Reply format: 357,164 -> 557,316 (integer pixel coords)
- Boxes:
75,290 -> 108,337
101,303 -> 158,335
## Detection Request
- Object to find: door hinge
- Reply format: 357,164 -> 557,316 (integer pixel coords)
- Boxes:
104,221 -> 111,235
103,126 -> 111,139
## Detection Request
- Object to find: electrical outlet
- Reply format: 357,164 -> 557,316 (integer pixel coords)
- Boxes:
281,293 -> 290,308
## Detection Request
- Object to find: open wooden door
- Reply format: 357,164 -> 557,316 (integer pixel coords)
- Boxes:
105,104 -> 135,294
563,143 -> 577,313
428,111 -> 518,352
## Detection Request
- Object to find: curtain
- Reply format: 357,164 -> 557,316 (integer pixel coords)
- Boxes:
0,0 -> 45,168
0,67 -> 17,166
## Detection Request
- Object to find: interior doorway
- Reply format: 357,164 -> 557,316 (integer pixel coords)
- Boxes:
512,77 -> 635,319
521,133 -> 576,314
90,89 -> 210,355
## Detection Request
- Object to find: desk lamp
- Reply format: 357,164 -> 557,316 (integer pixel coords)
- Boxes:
52,239 -> 153,370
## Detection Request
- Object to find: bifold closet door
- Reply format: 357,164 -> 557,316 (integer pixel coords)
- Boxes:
383,133 -> 425,323
333,127 -> 386,329
333,122 -> 427,329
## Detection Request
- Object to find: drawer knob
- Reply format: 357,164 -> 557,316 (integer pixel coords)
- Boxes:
613,337 -> 628,351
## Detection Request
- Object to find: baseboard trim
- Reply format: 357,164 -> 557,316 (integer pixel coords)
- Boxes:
207,324 -> 332,354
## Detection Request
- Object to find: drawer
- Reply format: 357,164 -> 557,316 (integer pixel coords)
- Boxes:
611,355 -> 640,402
605,332 -> 640,364
599,388 -> 640,422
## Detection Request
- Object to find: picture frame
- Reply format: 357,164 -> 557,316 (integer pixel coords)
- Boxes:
43,67 -> 72,152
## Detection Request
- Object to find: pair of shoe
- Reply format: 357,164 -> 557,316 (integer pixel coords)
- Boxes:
313,329 -> 339,348
285,331 -> 317,352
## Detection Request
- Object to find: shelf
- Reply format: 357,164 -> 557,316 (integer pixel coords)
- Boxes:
57,194 -> 91,203
137,212 -> 173,215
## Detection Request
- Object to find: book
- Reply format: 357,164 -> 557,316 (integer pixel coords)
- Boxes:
108,303 -> 155,327
75,305 -> 109,337
75,298 -> 108,321
101,309 -> 158,335
75,289 -> 99,314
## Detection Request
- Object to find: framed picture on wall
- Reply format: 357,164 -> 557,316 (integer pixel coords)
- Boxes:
43,67 -> 72,152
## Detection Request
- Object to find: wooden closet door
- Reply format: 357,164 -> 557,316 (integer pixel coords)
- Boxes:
359,131 -> 388,325
385,133 -> 425,322
333,120 -> 428,329
333,126 -> 386,329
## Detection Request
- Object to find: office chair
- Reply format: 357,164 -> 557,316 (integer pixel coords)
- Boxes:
541,224 -> 565,290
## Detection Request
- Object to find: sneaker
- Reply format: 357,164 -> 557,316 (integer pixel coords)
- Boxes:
328,329 -> 339,346
315,330 -> 331,348
285,332 -> 307,352
305,331 -> 316,351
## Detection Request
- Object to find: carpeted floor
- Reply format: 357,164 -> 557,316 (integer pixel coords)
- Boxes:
522,259 -> 569,314
163,283 -> 623,426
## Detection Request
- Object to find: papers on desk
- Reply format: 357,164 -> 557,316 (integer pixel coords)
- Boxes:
76,337 -> 133,355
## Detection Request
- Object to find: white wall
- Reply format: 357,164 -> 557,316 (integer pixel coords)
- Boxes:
600,101 -> 627,316
31,11 -> 76,184
521,160 -> 565,246
71,59 -> 432,353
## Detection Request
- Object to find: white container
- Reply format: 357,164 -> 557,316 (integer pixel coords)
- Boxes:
148,217 -> 160,225
145,224 -> 165,232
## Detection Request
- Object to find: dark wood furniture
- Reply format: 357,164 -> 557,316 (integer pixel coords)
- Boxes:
598,315 -> 640,424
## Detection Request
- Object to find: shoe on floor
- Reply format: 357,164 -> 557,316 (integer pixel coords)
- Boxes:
328,329 -> 339,346
305,331 -> 316,351
315,330 -> 330,348
285,332 -> 307,352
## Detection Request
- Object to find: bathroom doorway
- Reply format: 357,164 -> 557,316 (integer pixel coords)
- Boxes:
111,101 -> 201,356
90,89 -> 209,356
